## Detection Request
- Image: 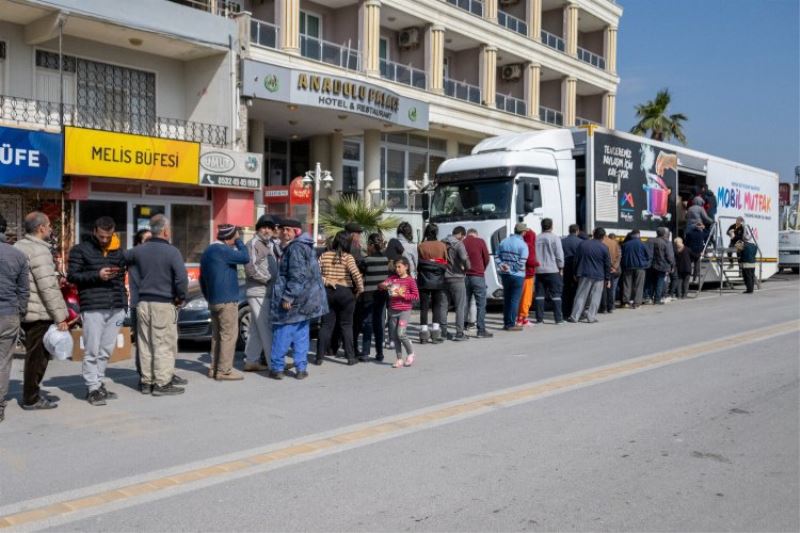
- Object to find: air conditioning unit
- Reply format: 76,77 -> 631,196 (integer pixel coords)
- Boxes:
499,0 -> 521,5
501,63 -> 523,81
398,27 -> 420,49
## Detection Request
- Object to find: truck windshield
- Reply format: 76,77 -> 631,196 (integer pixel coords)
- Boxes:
430,179 -> 513,222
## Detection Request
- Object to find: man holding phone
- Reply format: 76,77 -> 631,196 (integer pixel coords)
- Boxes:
68,216 -> 127,406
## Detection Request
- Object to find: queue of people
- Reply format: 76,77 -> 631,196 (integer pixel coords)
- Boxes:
0,205 -> 760,422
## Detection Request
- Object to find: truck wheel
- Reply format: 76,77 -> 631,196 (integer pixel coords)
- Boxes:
237,305 -> 251,351
792,267 -> 799,274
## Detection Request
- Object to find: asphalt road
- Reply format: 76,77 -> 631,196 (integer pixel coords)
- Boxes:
1,277 -> 798,532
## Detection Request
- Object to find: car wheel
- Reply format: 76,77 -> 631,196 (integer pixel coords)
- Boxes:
237,305 -> 251,351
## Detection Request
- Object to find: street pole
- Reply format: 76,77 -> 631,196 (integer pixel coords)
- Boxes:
313,161 -> 321,243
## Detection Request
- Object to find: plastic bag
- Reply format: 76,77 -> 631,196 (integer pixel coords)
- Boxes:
43,325 -> 73,361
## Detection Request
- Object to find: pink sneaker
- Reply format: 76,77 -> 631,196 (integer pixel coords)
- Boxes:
404,354 -> 415,367
392,358 -> 404,368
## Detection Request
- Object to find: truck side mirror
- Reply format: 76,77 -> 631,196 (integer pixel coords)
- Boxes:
421,193 -> 430,220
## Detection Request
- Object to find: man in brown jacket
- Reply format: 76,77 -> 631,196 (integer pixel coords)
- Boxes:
14,212 -> 69,410
600,233 -> 622,313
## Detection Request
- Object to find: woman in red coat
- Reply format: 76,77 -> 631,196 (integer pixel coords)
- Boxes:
516,229 -> 539,326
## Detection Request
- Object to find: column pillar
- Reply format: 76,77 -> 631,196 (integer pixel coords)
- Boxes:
562,76 -> 576,127
364,129 -> 381,206
310,135 -> 331,175
527,0 -> 542,41
425,24 -> 445,94
446,138 -> 459,159
360,0 -> 381,76
276,0 -> 300,54
479,44 -> 497,108
564,2 -> 578,57
603,92 -> 616,130
484,0 -> 498,23
524,63 -> 541,120
604,25 -> 618,73
330,132 -> 345,193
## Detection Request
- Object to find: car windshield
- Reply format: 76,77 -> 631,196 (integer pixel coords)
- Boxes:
430,179 -> 513,222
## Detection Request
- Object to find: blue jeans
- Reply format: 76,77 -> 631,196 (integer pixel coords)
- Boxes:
271,321 -> 310,372
360,292 -> 386,357
653,272 -> 667,304
500,274 -> 525,328
465,275 -> 488,332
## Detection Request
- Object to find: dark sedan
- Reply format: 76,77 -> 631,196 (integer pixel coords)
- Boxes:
177,282 -> 319,348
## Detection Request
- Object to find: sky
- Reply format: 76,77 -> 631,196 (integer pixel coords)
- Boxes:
616,0 -> 800,183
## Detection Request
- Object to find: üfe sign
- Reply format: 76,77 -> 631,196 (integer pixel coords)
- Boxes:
198,146 -> 263,190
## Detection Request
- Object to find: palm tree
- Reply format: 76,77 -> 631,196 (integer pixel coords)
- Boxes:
630,88 -> 688,144
319,195 -> 401,239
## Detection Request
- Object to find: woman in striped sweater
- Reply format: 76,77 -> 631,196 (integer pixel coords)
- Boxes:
316,232 -> 364,365
359,233 -> 390,361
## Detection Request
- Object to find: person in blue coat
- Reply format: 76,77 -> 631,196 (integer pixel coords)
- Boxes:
269,219 -> 328,380
200,224 -> 249,380
620,230 -> 650,308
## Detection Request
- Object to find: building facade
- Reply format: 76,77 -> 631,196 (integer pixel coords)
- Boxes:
0,0 -> 621,257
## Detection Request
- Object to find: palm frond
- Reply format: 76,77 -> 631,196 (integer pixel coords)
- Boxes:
319,195 -> 401,239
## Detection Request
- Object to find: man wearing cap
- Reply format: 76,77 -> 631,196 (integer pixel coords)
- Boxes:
495,223 -> 529,331
269,219 -> 328,380
200,224 -> 249,380
243,215 -> 279,372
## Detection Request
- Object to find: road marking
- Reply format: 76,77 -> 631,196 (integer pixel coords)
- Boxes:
1,319 -> 797,530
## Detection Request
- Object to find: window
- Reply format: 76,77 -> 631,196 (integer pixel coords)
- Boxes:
383,148 -> 406,208
458,143 -> 475,156
379,134 -> 448,210
300,11 -> 321,38
430,179 -> 513,222
172,204 -> 210,263
379,38 -> 389,60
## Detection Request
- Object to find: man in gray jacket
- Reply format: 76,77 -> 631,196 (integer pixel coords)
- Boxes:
126,215 -> 188,396
14,212 -> 69,410
442,226 -> 471,342
534,218 -> 566,324
243,214 -> 279,372
0,214 -> 30,422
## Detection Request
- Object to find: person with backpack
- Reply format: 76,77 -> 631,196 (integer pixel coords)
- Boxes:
441,226 -> 471,342
416,224 -> 447,344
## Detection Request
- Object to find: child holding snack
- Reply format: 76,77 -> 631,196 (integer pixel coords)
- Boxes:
379,257 -> 419,368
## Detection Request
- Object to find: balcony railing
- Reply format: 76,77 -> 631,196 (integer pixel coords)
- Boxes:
380,59 -> 426,89
446,0 -> 484,17
301,35 -> 360,71
167,0 -> 241,17
250,19 -> 277,49
577,46 -> 606,70
0,94 -> 228,146
540,29 -> 565,52
498,10 -> 528,36
575,116 -> 598,127
496,94 -> 527,117
444,78 -> 481,104
370,188 -> 424,211
539,105 -> 563,126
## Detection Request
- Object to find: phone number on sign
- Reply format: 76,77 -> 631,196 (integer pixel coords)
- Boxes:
212,176 -> 260,188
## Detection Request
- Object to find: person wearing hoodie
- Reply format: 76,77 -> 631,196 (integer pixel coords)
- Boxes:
534,218 -> 565,324
15,212 -> 69,410
686,196 -> 714,230
416,224 -> 448,344
560,224 -> 583,318
243,215 -> 279,372
67,216 -> 128,406
442,226 -> 471,342
200,224 -> 250,381
620,230 -> 649,308
0,213 -> 30,422
269,219 -> 328,380
516,229 -> 538,327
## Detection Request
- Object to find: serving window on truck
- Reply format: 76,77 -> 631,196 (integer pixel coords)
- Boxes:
593,132 -> 678,234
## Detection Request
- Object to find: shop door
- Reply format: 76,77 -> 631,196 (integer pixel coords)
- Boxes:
342,140 -> 362,198
133,204 -> 165,234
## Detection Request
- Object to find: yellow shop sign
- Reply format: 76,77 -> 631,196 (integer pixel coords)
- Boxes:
64,127 -> 199,184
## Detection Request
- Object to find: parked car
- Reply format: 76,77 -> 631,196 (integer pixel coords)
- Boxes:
177,281 -> 320,348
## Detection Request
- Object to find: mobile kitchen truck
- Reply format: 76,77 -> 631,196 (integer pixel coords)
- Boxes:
426,127 -> 779,300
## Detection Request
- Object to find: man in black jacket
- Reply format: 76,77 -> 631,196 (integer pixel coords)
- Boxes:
68,216 -> 127,406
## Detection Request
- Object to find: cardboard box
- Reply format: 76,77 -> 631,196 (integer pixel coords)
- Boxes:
70,327 -> 132,364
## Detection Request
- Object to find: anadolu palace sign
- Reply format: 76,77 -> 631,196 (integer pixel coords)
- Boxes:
242,61 -> 429,130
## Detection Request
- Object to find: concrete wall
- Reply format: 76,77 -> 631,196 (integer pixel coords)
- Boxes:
381,27 -> 425,68
541,9 -> 563,36
499,0 -> 526,21
328,4 -> 359,46
246,0 -> 276,23
576,93 -> 602,121
496,70 -> 524,99
578,30 -> 604,56
0,20 -> 231,127
29,0 -> 236,48
445,48 -> 479,84
540,79 -> 562,110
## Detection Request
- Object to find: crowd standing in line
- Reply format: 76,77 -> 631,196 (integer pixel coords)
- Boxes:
0,190 -> 759,419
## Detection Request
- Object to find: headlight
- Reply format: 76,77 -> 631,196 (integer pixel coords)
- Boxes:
184,297 -> 209,310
